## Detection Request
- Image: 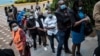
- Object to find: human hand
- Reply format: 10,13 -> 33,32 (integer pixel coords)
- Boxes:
44,29 -> 47,32
82,16 -> 90,22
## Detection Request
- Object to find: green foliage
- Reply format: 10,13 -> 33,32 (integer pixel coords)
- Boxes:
50,0 -> 58,11
15,0 -> 46,3
15,0 -> 27,3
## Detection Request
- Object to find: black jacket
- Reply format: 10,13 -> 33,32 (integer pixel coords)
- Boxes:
37,15 -> 45,29
27,19 -> 37,34
55,8 -> 74,31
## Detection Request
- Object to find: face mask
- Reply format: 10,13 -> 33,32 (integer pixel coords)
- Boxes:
60,4 -> 67,10
27,18 -> 29,20
48,14 -> 52,18
29,16 -> 33,19
48,14 -> 52,17
79,7 -> 82,10
23,16 -> 25,18
13,26 -> 19,31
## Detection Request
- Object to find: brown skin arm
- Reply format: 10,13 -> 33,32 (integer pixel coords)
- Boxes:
74,16 -> 90,27
27,26 -> 36,30
38,27 -> 45,31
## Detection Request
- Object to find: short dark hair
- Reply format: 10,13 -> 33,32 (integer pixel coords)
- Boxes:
72,0 -> 84,12
9,21 -> 18,28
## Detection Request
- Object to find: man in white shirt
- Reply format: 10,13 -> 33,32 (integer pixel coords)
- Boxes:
44,10 -> 58,53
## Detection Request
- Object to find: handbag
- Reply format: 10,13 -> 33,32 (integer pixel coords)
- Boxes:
84,22 -> 93,36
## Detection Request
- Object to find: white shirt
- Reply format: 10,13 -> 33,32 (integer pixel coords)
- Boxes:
34,10 -> 39,20
44,15 -> 58,36
35,21 -> 40,27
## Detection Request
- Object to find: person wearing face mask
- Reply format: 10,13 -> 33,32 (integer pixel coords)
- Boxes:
55,0 -> 73,56
44,10 -> 58,53
71,0 -> 90,56
26,15 -> 40,50
9,21 -> 30,56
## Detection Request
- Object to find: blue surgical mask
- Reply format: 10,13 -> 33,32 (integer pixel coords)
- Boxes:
48,14 -> 52,18
48,14 -> 52,16
60,4 -> 67,10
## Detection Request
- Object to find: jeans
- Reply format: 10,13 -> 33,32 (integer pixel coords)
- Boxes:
48,34 -> 58,52
57,29 -> 70,56
96,30 -> 100,46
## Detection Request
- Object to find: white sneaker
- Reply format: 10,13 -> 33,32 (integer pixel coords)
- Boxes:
44,47 -> 47,51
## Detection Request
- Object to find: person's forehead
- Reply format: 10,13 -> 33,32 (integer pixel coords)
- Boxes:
58,0 -> 64,5
12,23 -> 17,26
48,11 -> 52,13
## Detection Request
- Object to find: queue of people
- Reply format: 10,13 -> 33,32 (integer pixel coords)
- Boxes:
3,0 -> 100,56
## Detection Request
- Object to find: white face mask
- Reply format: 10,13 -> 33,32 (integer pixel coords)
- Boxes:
13,26 -> 19,31
29,16 -> 33,19
79,7 -> 82,10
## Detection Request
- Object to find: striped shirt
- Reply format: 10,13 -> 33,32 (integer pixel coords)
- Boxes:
44,15 -> 58,35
